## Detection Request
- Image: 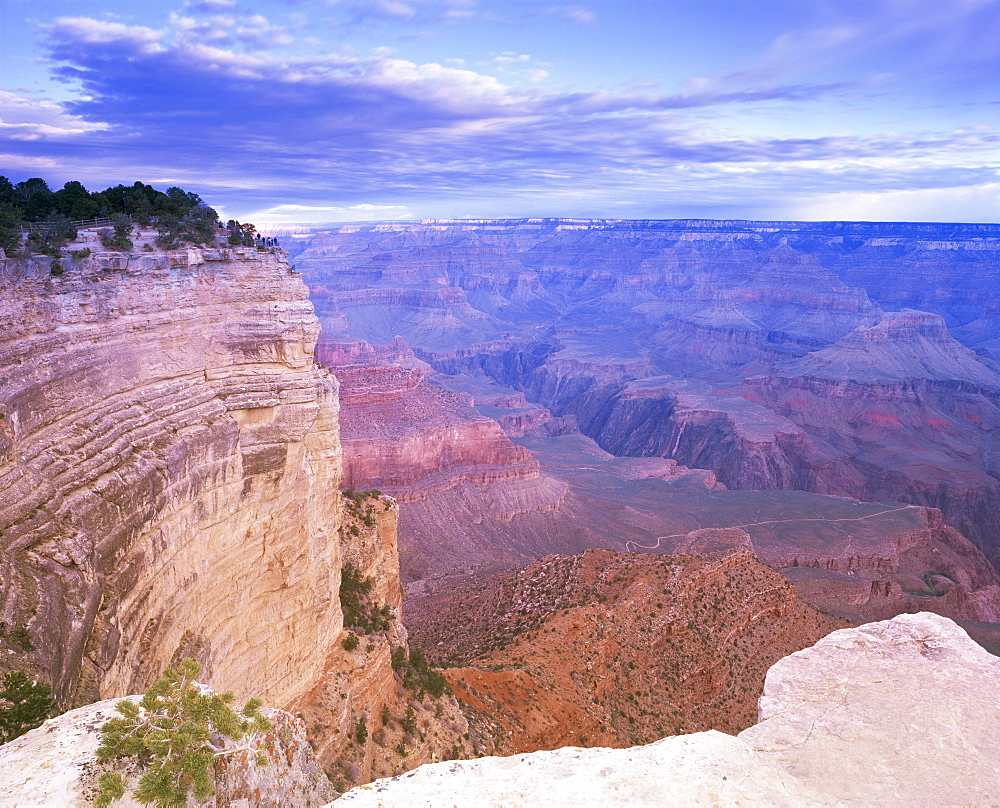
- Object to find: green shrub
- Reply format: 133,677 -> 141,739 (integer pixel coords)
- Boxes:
353,716 -> 368,745
0,670 -> 56,743
99,215 -> 134,251
340,563 -> 394,635
10,625 -> 34,652
342,632 -> 360,652
400,706 -> 417,735
95,658 -> 271,807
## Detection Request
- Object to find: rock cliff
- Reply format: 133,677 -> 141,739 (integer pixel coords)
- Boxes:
0,242 -> 345,710
0,234 -> 470,791
335,612 -> 1000,806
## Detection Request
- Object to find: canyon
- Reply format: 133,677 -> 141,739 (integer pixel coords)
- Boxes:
2,215 -> 1000,804
0,227 -> 471,796
291,218 -> 1000,634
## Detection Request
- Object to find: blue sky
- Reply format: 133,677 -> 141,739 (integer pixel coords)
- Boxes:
1,0 -> 998,223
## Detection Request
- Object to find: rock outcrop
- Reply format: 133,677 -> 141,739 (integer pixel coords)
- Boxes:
334,612 -> 1000,806
0,234 -> 470,791
0,696 -> 336,807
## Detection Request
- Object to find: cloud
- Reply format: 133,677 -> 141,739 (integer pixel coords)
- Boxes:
781,181 -> 1000,224
0,9 -> 991,223
0,90 -> 109,139
247,201 -> 414,224
531,5 -> 595,24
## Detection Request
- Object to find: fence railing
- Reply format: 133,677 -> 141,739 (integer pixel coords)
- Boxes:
19,216 -> 133,234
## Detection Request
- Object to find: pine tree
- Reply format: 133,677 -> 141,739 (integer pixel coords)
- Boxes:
0,670 -> 56,743
95,658 -> 271,807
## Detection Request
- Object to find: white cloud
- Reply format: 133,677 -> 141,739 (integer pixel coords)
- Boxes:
780,182 -> 1000,223
249,202 -> 414,224
0,90 -> 108,138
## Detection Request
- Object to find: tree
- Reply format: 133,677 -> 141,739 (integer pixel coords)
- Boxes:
99,215 -> 134,252
0,670 -> 56,743
0,202 -> 22,256
95,658 -> 271,808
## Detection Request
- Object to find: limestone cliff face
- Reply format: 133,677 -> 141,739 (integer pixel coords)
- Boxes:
0,245 -> 345,710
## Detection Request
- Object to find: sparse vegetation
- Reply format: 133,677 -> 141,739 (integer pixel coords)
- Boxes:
9,624 -> 35,652
98,215 -> 134,252
0,176 -> 234,255
341,489 -> 391,538
339,563 -> 394,635
392,646 -> 450,699
905,570 -> 958,597
94,658 -> 271,808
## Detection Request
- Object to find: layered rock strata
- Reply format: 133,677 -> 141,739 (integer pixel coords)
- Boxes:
293,219 -> 1000,566
335,612 -> 1000,806
0,243 -> 347,709
321,340 -> 619,582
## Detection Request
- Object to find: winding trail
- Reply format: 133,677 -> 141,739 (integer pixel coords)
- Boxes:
623,504 -> 921,553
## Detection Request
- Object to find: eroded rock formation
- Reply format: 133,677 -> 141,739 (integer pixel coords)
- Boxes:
0,243 -> 343,710
0,236 -> 470,792
292,219 -> 1000,567
407,547 -> 847,754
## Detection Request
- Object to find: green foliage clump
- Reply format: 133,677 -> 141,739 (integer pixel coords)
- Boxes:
94,658 -> 271,808
400,706 -> 417,735
0,176 -> 217,225
225,220 -> 257,247
0,202 -> 22,255
353,717 -> 368,745
339,563 -> 394,635
343,489 -> 387,520
154,207 -> 218,250
26,213 -> 77,257
8,624 -> 34,652
391,646 -> 450,700
0,670 -> 56,743
342,632 -> 360,652
98,215 -> 134,252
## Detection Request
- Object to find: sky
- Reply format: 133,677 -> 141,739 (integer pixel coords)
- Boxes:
1,0 -> 998,224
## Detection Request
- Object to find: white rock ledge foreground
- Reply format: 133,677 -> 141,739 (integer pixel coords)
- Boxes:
1,612 -> 997,806
335,612 -> 1000,807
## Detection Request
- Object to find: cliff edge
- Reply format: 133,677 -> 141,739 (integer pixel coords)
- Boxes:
0,242 -> 344,709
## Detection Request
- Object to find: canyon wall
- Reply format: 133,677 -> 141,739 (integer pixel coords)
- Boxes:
0,244 -> 346,710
